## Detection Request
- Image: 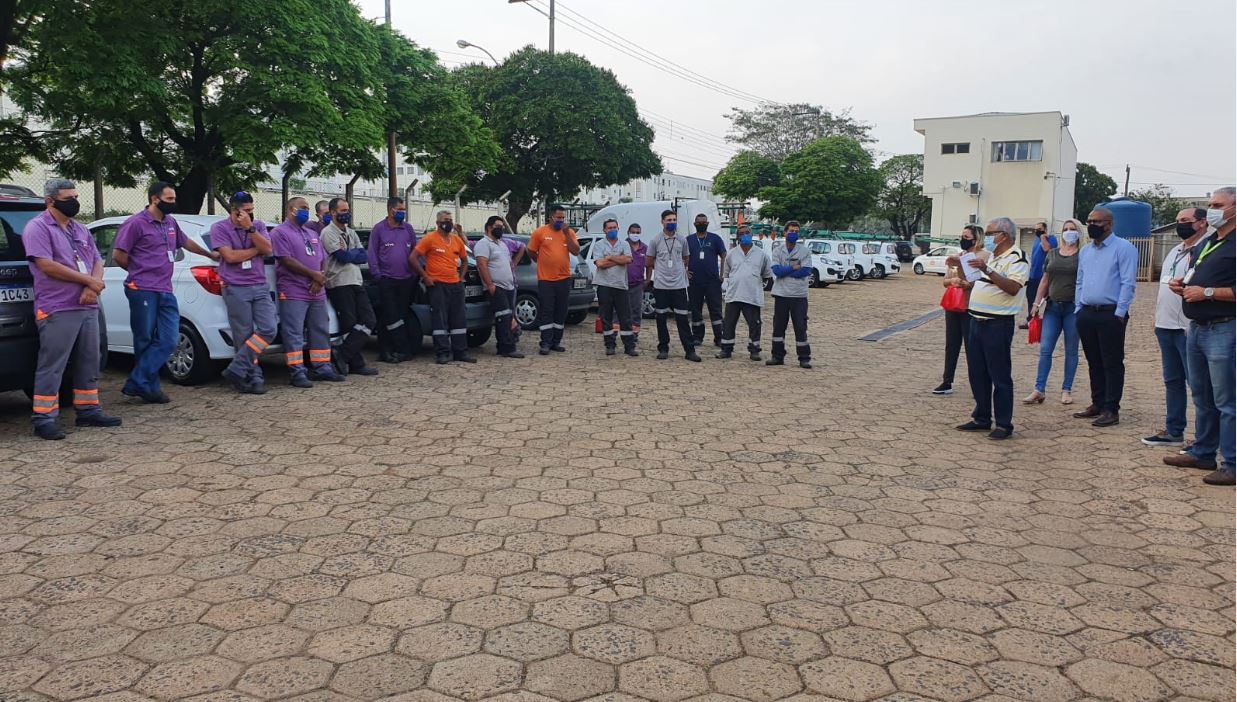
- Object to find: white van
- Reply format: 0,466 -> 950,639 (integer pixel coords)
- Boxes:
804,240 -> 850,286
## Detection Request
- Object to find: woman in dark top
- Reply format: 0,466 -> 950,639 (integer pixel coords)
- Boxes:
934,225 -> 988,395
1026,217 -> 1084,405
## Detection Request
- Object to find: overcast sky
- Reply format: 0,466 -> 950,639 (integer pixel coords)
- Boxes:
361,0 -> 1235,196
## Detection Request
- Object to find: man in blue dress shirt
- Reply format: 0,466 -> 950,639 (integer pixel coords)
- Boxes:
1073,207 -> 1138,428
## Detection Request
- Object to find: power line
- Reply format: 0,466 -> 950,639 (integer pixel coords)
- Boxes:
640,114 -> 734,150
638,109 -> 735,147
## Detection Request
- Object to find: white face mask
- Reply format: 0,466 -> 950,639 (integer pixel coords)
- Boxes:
1062,230 -> 1079,245
1206,208 -> 1228,228
628,234 -> 641,242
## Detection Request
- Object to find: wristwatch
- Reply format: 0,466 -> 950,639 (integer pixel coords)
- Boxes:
1204,287 -> 1215,299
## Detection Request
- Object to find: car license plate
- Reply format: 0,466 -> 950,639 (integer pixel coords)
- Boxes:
465,285 -> 483,297
0,285 -> 33,303
573,278 -> 588,289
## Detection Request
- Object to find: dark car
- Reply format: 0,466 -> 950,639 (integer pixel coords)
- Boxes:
0,196 -> 107,397
466,233 -> 595,330
894,241 -> 915,263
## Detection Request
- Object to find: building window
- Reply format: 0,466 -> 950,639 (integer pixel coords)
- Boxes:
941,142 -> 970,155
992,140 -> 1043,162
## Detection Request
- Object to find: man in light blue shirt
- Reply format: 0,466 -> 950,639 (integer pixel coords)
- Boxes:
1073,207 -> 1138,428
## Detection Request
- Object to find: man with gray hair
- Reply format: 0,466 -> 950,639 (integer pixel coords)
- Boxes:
22,178 -> 122,439
955,216 -> 1029,440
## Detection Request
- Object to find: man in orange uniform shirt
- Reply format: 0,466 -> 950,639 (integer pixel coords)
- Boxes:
526,204 -> 581,355
411,210 -> 476,365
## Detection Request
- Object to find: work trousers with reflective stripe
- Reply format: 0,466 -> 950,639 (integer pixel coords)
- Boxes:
653,287 -> 694,353
720,301 -> 762,354
31,309 -> 103,426
326,284 -> 376,371
222,284 -> 277,383
771,295 -> 810,362
488,287 -> 518,355
537,278 -> 572,348
688,278 -> 724,346
429,282 -> 468,357
376,277 -> 416,356
123,288 -> 178,396
596,285 -> 635,351
279,298 -> 332,378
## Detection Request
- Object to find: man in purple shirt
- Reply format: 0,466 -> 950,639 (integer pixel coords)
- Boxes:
626,223 -> 648,341
23,178 -> 122,440
306,200 -> 330,235
210,191 -> 276,394
112,181 -> 216,403
367,196 -> 417,363
270,196 -> 344,387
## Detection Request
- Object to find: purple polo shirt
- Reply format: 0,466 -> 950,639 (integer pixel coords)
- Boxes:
112,209 -> 189,293
270,220 -> 326,301
627,238 -> 648,287
22,211 -> 102,316
209,218 -> 270,287
367,219 -> 417,280
306,221 -> 326,235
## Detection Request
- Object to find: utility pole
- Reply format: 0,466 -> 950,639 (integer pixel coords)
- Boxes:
385,0 -> 398,199
548,0 -> 555,54
1123,164 -> 1130,197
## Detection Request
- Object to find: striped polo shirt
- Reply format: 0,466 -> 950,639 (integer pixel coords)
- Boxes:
968,246 -> 1030,318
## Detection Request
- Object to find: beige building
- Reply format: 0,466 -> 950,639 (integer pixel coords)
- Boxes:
914,111 -> 1077,245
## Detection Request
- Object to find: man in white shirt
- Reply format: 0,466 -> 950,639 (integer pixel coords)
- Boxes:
717,225 -> 772,361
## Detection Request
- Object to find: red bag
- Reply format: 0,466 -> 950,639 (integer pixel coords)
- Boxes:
594,316 -> 603,333
939,286 -> 968,314
1027,315 -> 1042,344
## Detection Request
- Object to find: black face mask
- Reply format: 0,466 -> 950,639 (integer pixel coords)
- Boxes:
439,222 -> 453,233
491,226 -> 504,238
959,238 -> 976,251
1087,224 -> 1107,239
1175,222 -> 1197,240
334,212 -> 352,226
156,200 -> 177,216
52,198 -> 80,219
694,223 -> 708,233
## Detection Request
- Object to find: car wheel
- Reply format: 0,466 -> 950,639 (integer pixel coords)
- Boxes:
514,293 -> 540,331
855,266 -> 866,280
642,291 -> 655,319
810,270 -> 821,288
913,263 -> 925,275
167,323 -> 217,386
566,310 -> 588,325
845,267 -> 860,281
466,326 -> 491,348
873,265 -> 886,279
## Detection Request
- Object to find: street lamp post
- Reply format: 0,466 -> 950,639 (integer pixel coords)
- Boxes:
508,0 -> 554,54
456,39 -> 499,66
385,0 -> 397,199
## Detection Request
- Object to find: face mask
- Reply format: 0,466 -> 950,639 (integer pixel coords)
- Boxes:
155,200 -> 177,216
294,208 -> 310,226
439,221 -> 453,233
52,198 -> 80,219
323,213 -> 332,225
1034,231 -> 1045,238
552,220 -> 565,230
1174,222 -> 1196,239
392,211 -> 406,224
605,229 -> 618,241
739,235 -> 753,246
694,222 -> 708,233
786,232 -> 799,244
665,222 -> 677,233
491,226 -> 504,238
628,233 -> 641,242
1063,230 -> 1080,245
959,238 -> 975,251
1206,208 -> 1227,228
334,212 -> 352,226
983,235 -> 996,252
1086,224 -> 1106,239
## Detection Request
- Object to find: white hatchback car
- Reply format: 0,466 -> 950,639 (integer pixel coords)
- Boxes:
912,246 -> 962,276
86,214 -> 341,385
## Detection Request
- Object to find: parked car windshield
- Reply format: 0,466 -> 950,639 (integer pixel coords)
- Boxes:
0,209 -> 40,262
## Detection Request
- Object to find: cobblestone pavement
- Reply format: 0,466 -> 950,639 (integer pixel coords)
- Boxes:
0,274 -> 1232,702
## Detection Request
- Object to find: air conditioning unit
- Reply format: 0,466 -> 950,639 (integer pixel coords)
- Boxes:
969,182 -> 982,196
951,181 -> 964,189
968,214 -> 979,224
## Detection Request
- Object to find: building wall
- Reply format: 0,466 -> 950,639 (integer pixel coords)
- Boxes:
576,172 -> 717,206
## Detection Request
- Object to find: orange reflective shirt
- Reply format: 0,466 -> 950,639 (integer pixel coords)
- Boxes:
414,231 -> 467,284
528,224 -> 577,281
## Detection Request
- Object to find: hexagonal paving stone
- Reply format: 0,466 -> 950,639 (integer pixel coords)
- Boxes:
643,573 -> 718,604
526,653 -> 616,701
573,623 -> 655,664
451,594 -> 529,628
33,654 -> 149,700
216,624 -> 308,663
532,596 -> 610,630
822,626 -> 913,665
133,655 -> 242,699
397,621 -> 484,662
906,628 -> 998,666
801,656 -> 896,700
618,656 -> 709,702
656,625 -> 743,666
308,623 -> 397,663
330,652 -> 428,698
978,660 -> 1080,702
989,627 -> 1083,666
235,656 -> 334,698
1065,658 -> 1173,702
888,655 -> 989,702
486,621 -> 571,661
368,596 -> 449,628
612,595 -> 690,631
709,656 -> 803,702
429,653 -> 523,701
740,625 -> 827,664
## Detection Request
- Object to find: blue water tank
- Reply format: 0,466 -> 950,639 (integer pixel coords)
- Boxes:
1095,197 -> 1152,238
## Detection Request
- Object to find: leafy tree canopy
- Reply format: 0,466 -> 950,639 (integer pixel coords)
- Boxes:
1073,162 -> 1118,221
873,154 -> 931,240
758,136 -> 881,227
712,151 -> 780,202
726,102 -> 871,162
1129,184 -> 1188,228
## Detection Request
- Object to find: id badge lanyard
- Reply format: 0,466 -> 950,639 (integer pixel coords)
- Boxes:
61,227 -> 87,273
1186,238 -> 1226,284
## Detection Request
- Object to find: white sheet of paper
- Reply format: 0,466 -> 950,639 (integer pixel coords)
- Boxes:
959,253 -> 983,282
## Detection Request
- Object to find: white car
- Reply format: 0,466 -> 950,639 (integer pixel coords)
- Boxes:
87,214 -> 341,385
804,240 -> 847,287
912,246 -> 962,276
853,242 -> 901,280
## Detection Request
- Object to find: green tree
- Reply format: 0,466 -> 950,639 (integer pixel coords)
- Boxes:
712,151 -> 780,202
726,102 -> 871,162
757,136 -> 881,227
1073,162 -> 1118,221
1129,184 -> 1187,227
873,154 -> 931,240
452,47 -> 660,230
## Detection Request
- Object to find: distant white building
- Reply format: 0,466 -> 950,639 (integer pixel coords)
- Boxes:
914,111 -> 1077,241
576,171 -> 718,206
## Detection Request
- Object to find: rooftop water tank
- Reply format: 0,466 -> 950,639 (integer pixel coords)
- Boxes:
1095,197 -> 1152,238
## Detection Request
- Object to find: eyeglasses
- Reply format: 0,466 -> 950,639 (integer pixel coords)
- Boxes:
1085,220 -> 1107,225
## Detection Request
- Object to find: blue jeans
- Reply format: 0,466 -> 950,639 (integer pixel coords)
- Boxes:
1187,319 -> 1235,473
124,289 -> 179,395
1034,301 -> 1078,393
967,315 -> 1015,432
1155,327 -> 1189,438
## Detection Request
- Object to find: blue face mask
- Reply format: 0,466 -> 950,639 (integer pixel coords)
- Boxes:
983,235 -> 996,252
665,222 -> 677,233
605,229 -> 618,241
786,232 -> 799,244
334,212 -> 352,225
393,211 -> 406,224
323,213 -> 332,225
739,235 -> 753,246
552,220 -> 565,230
294,208 -> 310,226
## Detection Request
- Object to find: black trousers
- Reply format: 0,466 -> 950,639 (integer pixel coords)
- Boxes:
377,278 -> 416,355
654,288 -> 694,353
1024,281 -> 1039,322
326,284 -> 376,370
771,295 -> 810,362
688,278 -> 724,345
537,278 -> 572,348
597,286 -> 636,350
967,315 -> 1015,431
1077,306 -> 1127,413
720,302 -> 762,354
428,282 -> 467,357
488,287 -> 518,355
943,310 -> 971,385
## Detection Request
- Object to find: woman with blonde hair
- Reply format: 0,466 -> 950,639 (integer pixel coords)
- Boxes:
1024,217 -> 1085,404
